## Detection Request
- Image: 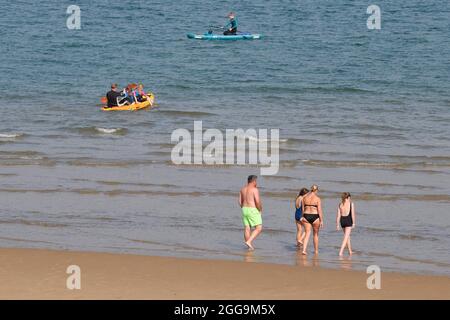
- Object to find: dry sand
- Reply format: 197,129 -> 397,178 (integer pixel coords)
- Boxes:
0,248 -> 448,299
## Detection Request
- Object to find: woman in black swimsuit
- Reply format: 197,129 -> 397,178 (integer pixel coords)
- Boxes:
300,185 -> 324,255
336,192 -> 356,256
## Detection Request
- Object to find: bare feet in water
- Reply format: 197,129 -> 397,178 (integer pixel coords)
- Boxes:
244,241 -> 254,251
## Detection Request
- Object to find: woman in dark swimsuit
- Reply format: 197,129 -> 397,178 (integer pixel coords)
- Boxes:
294,188 -> 309,247
300,185 -> 324,255
336,192 -> 356,256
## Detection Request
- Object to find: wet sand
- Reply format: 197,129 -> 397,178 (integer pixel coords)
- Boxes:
0,248 -> 449,300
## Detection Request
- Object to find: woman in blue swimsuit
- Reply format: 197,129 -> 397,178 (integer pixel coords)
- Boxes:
294,188 -> 309,247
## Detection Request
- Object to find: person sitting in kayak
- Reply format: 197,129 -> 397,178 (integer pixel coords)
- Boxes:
129,86 -> 136,104
106,83 -> 127,108
136,84 -> 148,102
124,84 -> 138,105
131,84 -> 145,103
223,12 -> 238,35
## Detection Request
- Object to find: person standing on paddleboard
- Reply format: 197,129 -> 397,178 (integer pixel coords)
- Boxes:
223,12 -> 238,35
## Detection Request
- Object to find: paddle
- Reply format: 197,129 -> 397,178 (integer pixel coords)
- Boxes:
208,25 -> 224,30
208,25 -> 251,36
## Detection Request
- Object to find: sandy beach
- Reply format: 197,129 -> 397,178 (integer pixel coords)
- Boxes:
0,248 -> 448,300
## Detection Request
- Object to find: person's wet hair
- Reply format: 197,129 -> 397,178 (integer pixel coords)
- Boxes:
298,188 -> 309,197
311,184 -> 319,192
247,175 -> 257,183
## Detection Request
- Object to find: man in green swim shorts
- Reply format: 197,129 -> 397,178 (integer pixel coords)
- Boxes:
239,175 -> 263,250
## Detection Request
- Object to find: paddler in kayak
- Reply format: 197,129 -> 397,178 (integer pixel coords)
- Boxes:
127,83 -> 138,104
136,84 -> 148,102
122,83 -> 141,105
105,83 -> 127,108
104,83 -> 152,109
223,12 -> 238,35
129,83 -> 150,103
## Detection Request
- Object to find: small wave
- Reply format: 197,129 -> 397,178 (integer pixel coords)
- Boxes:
0,236 -> 54,245
324,179 -> 438,191
0,173 -> 17,177
127,238 -> 170,246
260,228 -> 294,235
300,159 -> 450,170
390,154 -> 450,163
366,250 -> 450,269
67,158 -> 154,167
0,219 -> 67,228
0,133 -> 24,139
96,127 -> 125,134
19,156 -> 44,160
250,85 -> 372,95
144,150 -> 171,157
357,192 -> 450,202
263,175 -> 297,181
398,234 -> 439,242
285,138 -> 318,145
0,160 -> 55,167
352,123 -> 405,132
0,150 -> 44,157
165,160 -> 293,171
243,135 -> 288,143
0,151 -> 55,166
75,127 -> 128,136
0,188 -> 60,193
96,180 -> 182,189
127,238 -> 241,256
157,110 -> 215,117
305,86 -> 373,94
404,143 -> 440,150
362,227 -> 391,234
40,134 -> 69,139
259,190 -> 450,202
145,142 -> 176,149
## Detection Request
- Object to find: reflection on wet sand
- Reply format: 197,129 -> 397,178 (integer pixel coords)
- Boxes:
295,249 -> 320,268
244,250 -> 256,263
339,255 -> 353,271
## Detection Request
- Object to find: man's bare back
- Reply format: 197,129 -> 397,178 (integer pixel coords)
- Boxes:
239,175 -> 263,251
239,184 -> 262,212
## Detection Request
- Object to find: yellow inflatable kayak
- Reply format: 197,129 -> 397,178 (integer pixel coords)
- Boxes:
102,93 -> 155,111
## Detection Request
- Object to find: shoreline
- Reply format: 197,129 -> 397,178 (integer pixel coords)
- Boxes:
0,248 -> 449,299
